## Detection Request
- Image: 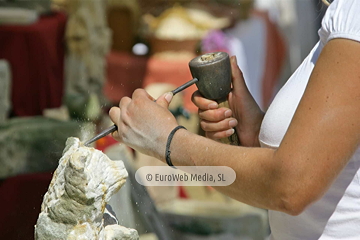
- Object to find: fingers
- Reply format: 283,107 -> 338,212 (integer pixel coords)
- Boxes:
109,107 -> 120,125
198,107 -> 232,122
111,129 -> 121,141
197,105 -> 237,140
156,92 -> 173,108
230,56 -> 245,93
200,117 -> 238,132
132,88 -> 153,100
119,96 -> 131,109
109,107 -> 121,141
206,129 -> 235,140
132,88 -> 173,109
200,114 -> 237,140
192,91 -> 218,110
132,88 -> 172,109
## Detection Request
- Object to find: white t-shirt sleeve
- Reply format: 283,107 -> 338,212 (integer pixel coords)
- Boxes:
322,0 -> 360,43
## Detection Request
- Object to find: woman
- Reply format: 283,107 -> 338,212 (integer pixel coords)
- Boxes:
109,0 -> 360,238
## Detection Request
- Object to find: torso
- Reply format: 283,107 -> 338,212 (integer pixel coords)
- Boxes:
259,0 -> 360,238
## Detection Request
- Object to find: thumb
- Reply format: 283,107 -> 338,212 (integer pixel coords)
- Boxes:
156,92 -> 173,108
230,56 -> 246,93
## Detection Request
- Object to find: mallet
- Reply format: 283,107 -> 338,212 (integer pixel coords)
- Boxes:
189,52 -> 240,145
84,52 -> 239,146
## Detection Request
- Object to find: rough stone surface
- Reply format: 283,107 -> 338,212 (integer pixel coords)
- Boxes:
35,137 -> 139,240
0,60 -> 11,124
103,225 -> 139,240
0,117 -> 83,179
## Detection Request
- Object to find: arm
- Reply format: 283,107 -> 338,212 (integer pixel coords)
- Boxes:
110,38 -> 360,215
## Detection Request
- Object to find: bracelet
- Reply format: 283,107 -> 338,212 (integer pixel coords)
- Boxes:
165,125 -> 186,168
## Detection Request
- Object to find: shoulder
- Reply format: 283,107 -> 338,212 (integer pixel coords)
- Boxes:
320,0 -> 360,43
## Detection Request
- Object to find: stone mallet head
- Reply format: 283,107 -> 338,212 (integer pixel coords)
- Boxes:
189,52 -> 239,145
189,52 -> 232,102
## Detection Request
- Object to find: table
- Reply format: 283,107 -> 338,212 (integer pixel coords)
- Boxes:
0,11 -> 67,116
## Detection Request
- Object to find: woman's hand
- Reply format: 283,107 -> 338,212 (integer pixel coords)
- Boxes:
192,56 -> 264,147
109,89 -> 178,160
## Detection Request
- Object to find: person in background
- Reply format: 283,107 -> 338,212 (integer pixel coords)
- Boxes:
109,0 -> 360,238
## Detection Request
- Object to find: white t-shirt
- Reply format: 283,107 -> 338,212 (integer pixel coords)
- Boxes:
259,0 -> 360,239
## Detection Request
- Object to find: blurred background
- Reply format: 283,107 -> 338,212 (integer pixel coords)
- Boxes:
0,0 -> 327,239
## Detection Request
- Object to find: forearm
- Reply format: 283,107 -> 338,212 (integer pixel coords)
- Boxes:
164,128 -> 290,213
111,39 -> 360,218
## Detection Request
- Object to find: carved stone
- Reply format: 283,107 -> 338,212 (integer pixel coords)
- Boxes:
35,137 -> 139,240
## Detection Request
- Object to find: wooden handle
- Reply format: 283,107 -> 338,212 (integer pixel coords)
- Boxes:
217,99 -> 240,146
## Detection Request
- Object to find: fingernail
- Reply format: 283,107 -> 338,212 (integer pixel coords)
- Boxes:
226,129 -> 235,136
229,119 -> 238,128
225,110 -> 232,118
165,92 -> 173,103
208,102 -> 218,109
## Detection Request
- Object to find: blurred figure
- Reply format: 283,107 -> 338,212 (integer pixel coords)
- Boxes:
254,0 -> 320,71
202,0 -> 286,110
64,0 -> 111,121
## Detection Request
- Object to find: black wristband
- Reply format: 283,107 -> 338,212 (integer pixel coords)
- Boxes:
165,125 -> 186,168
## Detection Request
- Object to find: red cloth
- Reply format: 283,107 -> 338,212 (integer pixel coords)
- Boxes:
104,51 -> 148,102
0,173 -> 53,240
0,12 -> 67,116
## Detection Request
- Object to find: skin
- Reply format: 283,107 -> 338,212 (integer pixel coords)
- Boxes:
109,38 -> 360,216
194,54 -> 264,147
